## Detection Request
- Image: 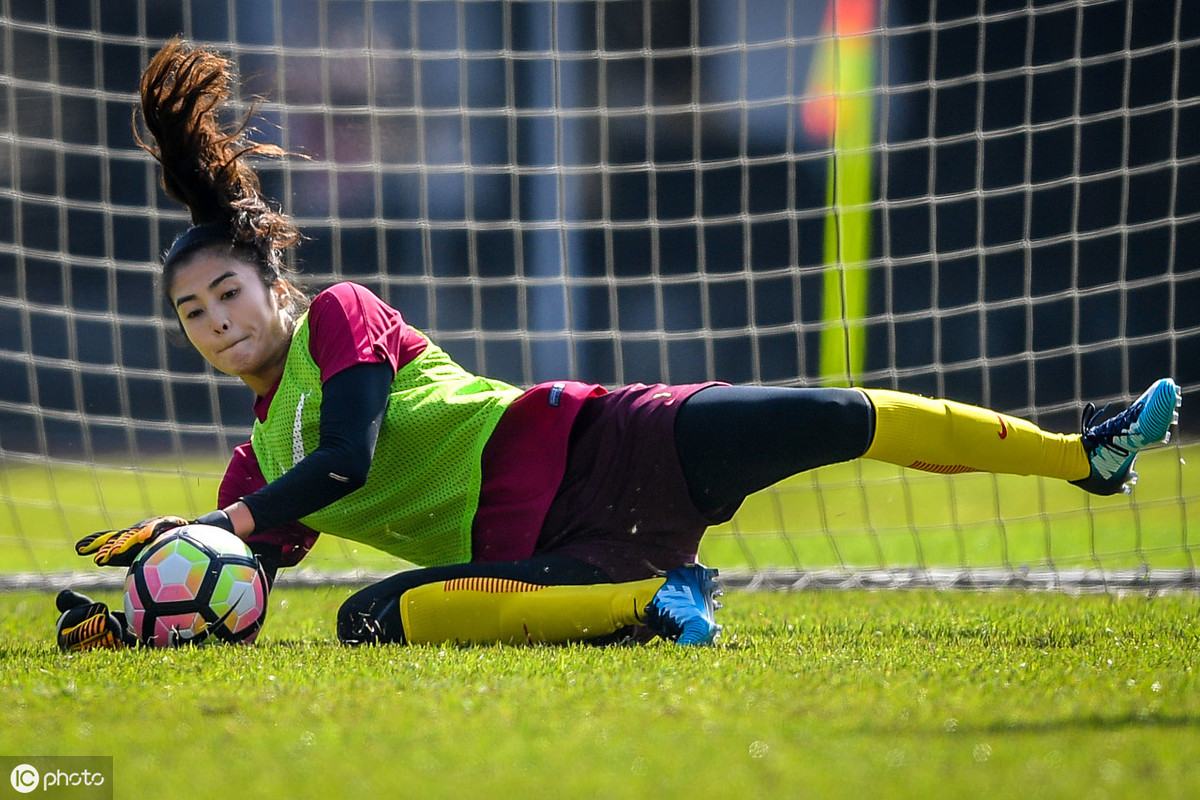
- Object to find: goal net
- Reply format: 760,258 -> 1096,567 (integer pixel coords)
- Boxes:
1,0 -> 1197,592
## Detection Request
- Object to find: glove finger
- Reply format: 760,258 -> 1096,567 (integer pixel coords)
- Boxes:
75,528 -> 123,556
78,516 -> 186,558
56,603 -> 127,652
95,524 -> 154,565
94,533 -> 133,566
96,552 -> 139,568
94,538 -> 141,567
59,620 -> 127,651
55,588 -> 95,613
94,516 -> 188,566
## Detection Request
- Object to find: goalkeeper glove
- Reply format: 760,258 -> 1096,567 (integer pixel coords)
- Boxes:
75,515 -> 188,567
55,589 -> 138,651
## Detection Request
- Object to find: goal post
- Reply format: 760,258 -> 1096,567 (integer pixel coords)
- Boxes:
1,0 -> 1197,591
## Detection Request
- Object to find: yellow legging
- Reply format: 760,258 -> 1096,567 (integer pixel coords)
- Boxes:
860,389 -> 1089,481
400,576 -> 666,645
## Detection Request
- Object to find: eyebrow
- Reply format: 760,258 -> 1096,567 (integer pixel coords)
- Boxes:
174,271 -> 239,309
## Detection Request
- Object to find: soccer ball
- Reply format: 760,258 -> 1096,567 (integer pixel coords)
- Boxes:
123,524 -> 269,647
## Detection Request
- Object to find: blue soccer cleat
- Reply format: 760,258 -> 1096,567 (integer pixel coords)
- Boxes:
1070,378 -> 1181,496
643,564 -> 723,646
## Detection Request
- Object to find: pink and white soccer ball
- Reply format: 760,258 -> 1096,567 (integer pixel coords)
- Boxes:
123,524 -> 269,647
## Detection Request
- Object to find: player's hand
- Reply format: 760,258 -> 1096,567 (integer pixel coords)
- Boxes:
54,589 -> 137,651
74,515 -> 188,567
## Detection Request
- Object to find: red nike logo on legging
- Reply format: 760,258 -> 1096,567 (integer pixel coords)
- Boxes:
997,416 -> 1008,439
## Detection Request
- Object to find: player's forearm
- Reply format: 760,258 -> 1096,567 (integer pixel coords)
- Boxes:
238,445 -> 368,531
223,500 -> 257,538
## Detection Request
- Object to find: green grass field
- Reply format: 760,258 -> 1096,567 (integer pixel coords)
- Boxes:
1,587 -> 1198,798
1,443 -> 1197,797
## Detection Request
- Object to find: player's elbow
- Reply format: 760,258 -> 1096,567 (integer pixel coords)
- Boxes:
326,467 -> 368,493
320,440 -> 373,493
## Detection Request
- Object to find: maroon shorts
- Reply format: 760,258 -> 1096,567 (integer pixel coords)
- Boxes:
532,382 -> 723,582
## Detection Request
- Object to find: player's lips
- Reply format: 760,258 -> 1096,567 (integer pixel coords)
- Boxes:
217,335 -> 249,354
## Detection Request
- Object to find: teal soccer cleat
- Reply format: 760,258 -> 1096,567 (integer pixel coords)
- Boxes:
1070,378 -> 1181,496
643,564 -> 723,645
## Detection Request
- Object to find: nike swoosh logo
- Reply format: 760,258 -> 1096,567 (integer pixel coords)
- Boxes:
292,391 -> 310,467
997,415 -> 1008,440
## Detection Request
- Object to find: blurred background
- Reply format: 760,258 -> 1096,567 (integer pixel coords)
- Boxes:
1,0 -> 1196,461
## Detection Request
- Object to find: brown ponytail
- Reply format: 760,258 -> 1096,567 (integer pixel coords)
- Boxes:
135,37 -> 308,315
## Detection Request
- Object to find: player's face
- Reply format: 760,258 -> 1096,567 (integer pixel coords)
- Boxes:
169,252 -> 294,395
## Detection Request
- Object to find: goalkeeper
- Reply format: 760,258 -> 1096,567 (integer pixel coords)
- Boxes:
58,38 -> 1182,651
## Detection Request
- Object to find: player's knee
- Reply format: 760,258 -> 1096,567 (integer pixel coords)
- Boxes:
336,591 -> 403,645
815,387 -> 875,458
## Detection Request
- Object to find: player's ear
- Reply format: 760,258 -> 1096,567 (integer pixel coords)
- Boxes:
273,278 -> 291,309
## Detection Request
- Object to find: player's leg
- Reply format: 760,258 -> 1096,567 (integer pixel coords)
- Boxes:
674,385 -> 875,519
336,555 -> 720,646
673,378 -> 1182,518
675,382 -> 1087,509
338,555 -> 609,644
860,389 -> 1086,479
861,378 -> 1180,495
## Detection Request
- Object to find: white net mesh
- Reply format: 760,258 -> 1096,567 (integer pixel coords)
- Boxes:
1,0 -> 1197,589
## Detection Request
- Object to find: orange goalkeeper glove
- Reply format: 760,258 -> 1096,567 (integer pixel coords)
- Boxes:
54,589 -> 138,651
74,515 -> 188,567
